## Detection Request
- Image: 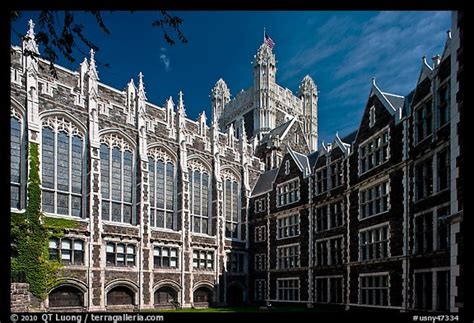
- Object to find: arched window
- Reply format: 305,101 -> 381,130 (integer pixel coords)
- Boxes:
41,117 -> 84,217
223,172 -> 240,239
107,286 -> 134,306
100,134 -> 135,224
154,286 -> 177,306
11,114 -> 25,209
49,285 -> 84,308
193,286 -> 213,305
189,162 -> 210,235
149,149 -> 176,230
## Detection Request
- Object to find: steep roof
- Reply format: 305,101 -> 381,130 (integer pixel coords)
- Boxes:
251,168 -> 279,197
307,151 -> 320,170
341,130 -> 357,144
259,118 -> 294,145
402,89 -> 415,117
290,149 -> 311,176
382,92 -> 405,110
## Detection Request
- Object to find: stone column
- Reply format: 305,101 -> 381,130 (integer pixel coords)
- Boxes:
176,92 -> 192,308
85,49 -> 105,311
212,118 -> 225,305
136,73 -> 152,309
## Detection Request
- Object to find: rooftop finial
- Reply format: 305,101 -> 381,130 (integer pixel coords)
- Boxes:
138,72 -> 147,100
372,77 -> 376,85
27,19 -> 35,38
24,19 -> 39,54
178,91 -> 185,113
88,48 -> 98,79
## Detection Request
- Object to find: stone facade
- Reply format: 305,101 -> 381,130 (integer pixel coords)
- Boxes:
10,13 -> 463,313
247,11 -> 463,313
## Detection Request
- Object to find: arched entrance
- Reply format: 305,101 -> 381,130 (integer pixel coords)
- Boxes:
154,286 -> 178,309
227,284 -> 244,306
107,286 -> 135,306
193,286 -> 213,308
49,285 -> 84,308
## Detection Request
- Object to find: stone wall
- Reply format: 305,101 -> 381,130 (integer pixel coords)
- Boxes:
11,283 -> 30,312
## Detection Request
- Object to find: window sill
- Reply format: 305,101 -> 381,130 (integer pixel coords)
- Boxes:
276,235 -> 300,241
358,160 -> 390,177
414,134 -> 433,147
153,267 -> 181,271
43,213 -> 88,222
315,225 -> 344,233
60,263 -> 87,268
276,200 -> 300,208
224,237 -> 245,243
191,232 -> 216,238
358,210 -> 390,222
151,227 -> 181,234
105,265 -> 137,270
10,208 -> 26,213
357,257 -> 391,263
102,220 -> 139,228
192,268 -> 214,272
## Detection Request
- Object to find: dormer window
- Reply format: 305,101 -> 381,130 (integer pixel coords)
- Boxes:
369,106 -> 376,128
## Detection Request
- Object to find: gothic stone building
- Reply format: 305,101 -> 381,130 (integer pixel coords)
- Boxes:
247,11 -> 463,313
10,11 -> 463,313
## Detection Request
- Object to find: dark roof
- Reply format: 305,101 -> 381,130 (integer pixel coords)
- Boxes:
341,130 -> 357,144
307,151 -> 319,170
382,92 -> 405,110
292,150 -> 311,175
251,168 -> 278,197
260,119 -> 293,145
402,89 -> 415,117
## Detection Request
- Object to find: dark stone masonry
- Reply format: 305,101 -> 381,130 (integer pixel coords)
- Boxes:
10,12 -> 463,313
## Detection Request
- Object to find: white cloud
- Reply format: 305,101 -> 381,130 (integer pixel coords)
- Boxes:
280,15 -> 358,81
160,47 -> 171,72
316,11 -> 451,144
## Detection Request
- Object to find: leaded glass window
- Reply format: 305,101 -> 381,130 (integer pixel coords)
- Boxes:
149,150 -> 176,230
224,177 -> 240,239
11,115 -> 24,209
41,117 -> 84,217
100,134 -> 135,224
190,166 -> 210,235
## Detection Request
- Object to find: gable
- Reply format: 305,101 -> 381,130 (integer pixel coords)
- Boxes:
275,152 -> 302,185
330,145 -> 344,160
411,77 -> 432,108
355,94 -> 394,145
283,121 -> 310,155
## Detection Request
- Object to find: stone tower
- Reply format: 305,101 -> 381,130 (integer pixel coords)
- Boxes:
253,41 -> 277,140
299,75 -> 318,151
211,78 -> 230,124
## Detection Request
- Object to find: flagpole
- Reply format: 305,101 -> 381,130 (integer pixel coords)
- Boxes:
263,27 -> 266,41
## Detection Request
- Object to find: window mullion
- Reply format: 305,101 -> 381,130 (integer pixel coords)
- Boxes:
108,145 -> 112,221
121,149 -> 124,223
68,131 -> 72,216
53,128 -> 58,214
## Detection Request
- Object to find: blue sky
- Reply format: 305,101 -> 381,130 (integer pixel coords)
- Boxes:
11,11 -> 451,144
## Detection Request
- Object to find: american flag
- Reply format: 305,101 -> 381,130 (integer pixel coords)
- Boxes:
264,32 -> 275,49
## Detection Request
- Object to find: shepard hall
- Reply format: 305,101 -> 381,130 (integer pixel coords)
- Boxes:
10,11 -> 464,313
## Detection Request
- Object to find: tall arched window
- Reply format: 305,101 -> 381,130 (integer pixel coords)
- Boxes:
189,161 -> 210,235
223,171 -> 240,239
100,134 -> 135,224
41,117 -> 84,217
11,113 -> 24,209
149,148 -> 176,230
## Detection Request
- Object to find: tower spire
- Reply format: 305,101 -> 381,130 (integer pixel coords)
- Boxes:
23,19 -> 39,55
138,72 -> 147,100
88,48 -> 99,80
